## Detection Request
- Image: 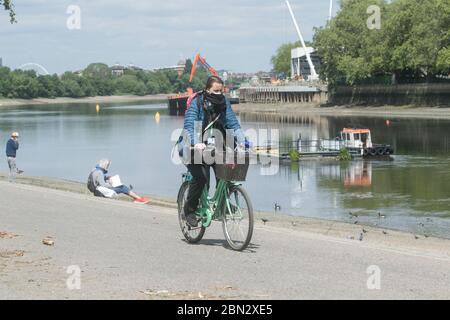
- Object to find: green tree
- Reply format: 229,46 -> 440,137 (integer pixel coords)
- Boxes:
151,71 -> 172,93
113,75 -> 141,95
36,75 -> 53,98
271,42 -> 300,77
84,63 -> 111,80
384,0 -> 449,79
0,61 -> 200,99
134,82 -> 147,96
146,78 -> 161,94
78,77 -> 96,97
63,79 -> 84,98
9,70 -> 40,98
1,0 -> 16,23
0,66 -> 12,97
313,0 -> 450,86
313,0 -> 387,85
184,59 -> 193,75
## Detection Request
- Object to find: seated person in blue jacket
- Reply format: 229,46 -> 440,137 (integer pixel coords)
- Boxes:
179,76 -> 246,227
87,159 -> 149,204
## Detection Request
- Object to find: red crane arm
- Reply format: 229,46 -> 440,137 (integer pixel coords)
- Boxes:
189,53 -> 218,82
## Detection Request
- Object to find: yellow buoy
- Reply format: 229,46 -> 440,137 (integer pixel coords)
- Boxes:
96,104 -> 100,113
155,112 -> 161,124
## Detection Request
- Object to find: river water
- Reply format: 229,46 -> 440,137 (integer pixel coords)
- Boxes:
0,101 -> 449,238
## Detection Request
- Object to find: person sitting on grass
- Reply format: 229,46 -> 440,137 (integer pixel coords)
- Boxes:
87,159 -> 150,204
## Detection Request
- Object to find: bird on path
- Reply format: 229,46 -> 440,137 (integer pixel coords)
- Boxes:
261,218 -> 269,225
349,212 -> 359,218
274,203 -> 281,212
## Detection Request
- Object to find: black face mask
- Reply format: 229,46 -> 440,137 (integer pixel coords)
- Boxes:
204,91 -> 226,114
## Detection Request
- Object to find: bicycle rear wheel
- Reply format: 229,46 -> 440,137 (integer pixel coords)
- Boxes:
177,181 -> 205,243
222,185 -> 254,251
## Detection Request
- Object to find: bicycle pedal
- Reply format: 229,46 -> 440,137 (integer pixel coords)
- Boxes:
187,225 -> 202,231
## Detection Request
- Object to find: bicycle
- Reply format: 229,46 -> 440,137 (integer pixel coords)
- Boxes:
177,149 -> 254,251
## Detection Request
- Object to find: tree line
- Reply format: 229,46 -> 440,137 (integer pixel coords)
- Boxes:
0,61 -> 210,99
0,0 -> 16,23
272,0 -> 450,86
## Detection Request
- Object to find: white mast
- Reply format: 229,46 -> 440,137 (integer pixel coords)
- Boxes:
285,0 -> 318,79
328,0 -> 333,22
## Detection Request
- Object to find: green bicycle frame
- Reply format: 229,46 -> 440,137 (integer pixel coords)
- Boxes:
183,172 -> 240,228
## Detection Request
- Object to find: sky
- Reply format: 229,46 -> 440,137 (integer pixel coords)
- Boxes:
0,0 -> 337,74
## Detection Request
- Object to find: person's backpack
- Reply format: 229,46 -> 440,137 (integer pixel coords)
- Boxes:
186,90 -> 204,110
87,170 -> 97,193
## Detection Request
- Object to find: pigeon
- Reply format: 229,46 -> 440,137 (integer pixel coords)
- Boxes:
414,235 -> 420,240
378,212 -> 386,219
261,218 -> 269,225
274,203 -> 281,212
382,231 -> 388,235
424,234 -> 430,238
418,222 -> 425,227
362,229 -> 368,234
354,221 -> 359,225
349,212 -> 359,218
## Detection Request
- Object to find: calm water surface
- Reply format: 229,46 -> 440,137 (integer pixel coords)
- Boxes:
0,102 -> 449,238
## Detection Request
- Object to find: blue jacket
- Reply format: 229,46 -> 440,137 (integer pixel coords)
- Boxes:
182,95 -> 245,149
6,139 -> 19,157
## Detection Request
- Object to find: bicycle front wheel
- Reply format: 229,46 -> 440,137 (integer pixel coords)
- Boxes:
177,181 -> 205,244
222,185 -> 254,251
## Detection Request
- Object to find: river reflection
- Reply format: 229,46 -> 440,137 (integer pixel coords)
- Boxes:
0,102 -> 449,238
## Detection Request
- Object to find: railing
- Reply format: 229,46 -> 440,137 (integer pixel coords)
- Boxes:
279,139 -> 344,154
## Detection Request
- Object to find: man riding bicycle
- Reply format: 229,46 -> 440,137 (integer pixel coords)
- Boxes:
178,76 -> 246,228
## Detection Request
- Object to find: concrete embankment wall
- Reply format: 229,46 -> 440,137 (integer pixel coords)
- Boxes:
239,86 -> 328,105
331,83 -> 450,107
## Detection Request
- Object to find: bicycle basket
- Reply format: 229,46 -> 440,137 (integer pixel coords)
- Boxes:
215,153 -> 250,182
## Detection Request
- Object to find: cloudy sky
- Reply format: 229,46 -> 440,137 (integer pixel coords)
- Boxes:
0,0 -> 337,74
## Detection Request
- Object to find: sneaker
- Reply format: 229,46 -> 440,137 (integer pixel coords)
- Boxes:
134,197 -> 150,204
185,213 -> 199,228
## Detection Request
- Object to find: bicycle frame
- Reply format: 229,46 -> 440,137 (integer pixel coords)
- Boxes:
182,172 -> 240,228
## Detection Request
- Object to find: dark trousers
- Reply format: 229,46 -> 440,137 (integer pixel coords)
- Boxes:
184,164 -> 216,215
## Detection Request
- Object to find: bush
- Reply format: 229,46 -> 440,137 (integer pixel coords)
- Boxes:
289,149 -> 301,161
338,148 -> 352,161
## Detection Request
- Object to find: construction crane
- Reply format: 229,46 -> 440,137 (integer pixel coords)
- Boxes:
168,53 -> 223,115
329,0 -> 333,23
189,53 -> 219,82
187,53 -> 227,95
285,0 -> 318,80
